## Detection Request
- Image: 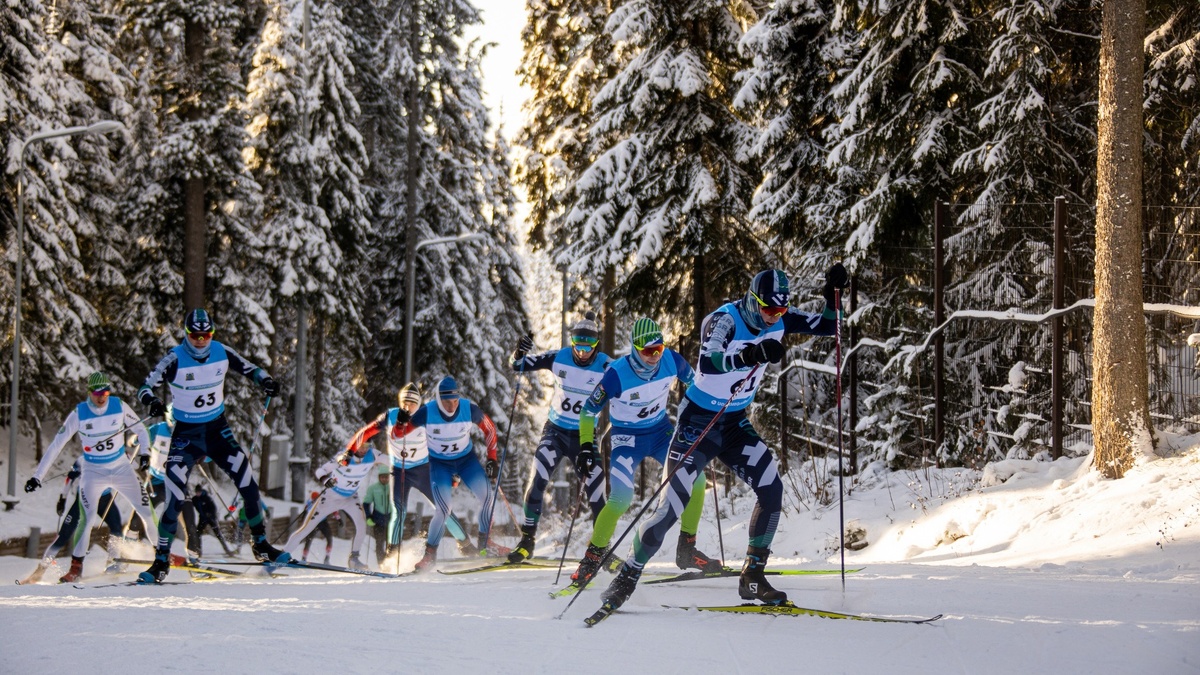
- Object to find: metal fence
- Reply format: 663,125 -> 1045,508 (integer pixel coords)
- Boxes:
770,199 -> 1200,472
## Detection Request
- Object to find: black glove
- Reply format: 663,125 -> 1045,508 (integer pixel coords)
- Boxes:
515,333 -> 534,358
138,455 -> 151,473
146,397 -> 166,418
737,339 -> 785,367
259,376 -> 280,397
24,477 -> 40,493
321,476 -> 336,490
823,262 -> 849,306
56,496 -> 66,515
485,459 -> 499,480
575,442 -> 599,476
394,407 -> 411,426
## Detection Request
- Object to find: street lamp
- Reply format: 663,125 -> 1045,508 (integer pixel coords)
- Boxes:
7,121 -> 125,505
403,232 -> 488,383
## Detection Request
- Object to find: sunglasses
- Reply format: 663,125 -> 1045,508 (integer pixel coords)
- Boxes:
570,336 -> 599,350
90,387 -> 110,396
750,290 -> 788,318
637,343 -> 665,358
187,330 -> 214,340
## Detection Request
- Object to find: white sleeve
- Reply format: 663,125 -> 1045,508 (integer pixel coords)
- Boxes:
124,400 -> 152,457
315,460 -> 336,480
33,410 -> 80,483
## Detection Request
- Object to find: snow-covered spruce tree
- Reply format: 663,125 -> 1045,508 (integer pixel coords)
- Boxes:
564,0 -> 764,353
359,0 -> 531,435
814,0 -> 986,467
1,0 -> 127,430
244,0 -> 371,458
515,0 -> 611,253
115,0 -> 270,433
1140,2 -> 1198,440
940,1 -> 1101,465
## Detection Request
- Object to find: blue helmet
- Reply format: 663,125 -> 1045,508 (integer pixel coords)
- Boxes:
436,376 -> 460,417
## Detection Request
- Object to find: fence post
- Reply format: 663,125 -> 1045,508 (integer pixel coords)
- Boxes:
934,201 -> 947,464
849,274 -> 859,473
1053,196 -> 1066,459
25,527 -> 40,558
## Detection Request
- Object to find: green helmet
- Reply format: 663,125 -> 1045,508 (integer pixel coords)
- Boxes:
630,317 -> 663,351
86,372 -> 111,391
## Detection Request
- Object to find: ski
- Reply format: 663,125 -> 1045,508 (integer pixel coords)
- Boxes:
194,558 -> 402,578
583,599 -> 620,627
437,560 -> 565,576
115,556 -> 244,578
73,580 -> 193,589
548,577 -> 597,599
644,566 -> 864,585
666,602 -> 942,624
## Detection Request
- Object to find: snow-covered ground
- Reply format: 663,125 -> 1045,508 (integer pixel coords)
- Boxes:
2,433 -> 1198,674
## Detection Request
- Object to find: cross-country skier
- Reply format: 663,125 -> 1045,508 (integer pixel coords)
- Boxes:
507,313 -> 614,563
18,461 -> 127,584
389,376 -> 500,570
283,445 -> 381,570
135,308 -> 286,583
24,372 -> 156,582
565,317 -> 717,590
346,383 -> 475,563
594,265 -> 848,615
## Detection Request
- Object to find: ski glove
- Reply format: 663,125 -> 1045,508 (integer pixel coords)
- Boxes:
146,397 -> 166,418
259,376 -> 280,397
56,496 -> 66,516
515,333 -> 534,358
138,455 -> 151,473
24,477 -> 40,493
394,408 -> 412,427
485,459 -> 500,480
736,339 -> 785,367
823,262 -> 849,307
576,442 -> 599,476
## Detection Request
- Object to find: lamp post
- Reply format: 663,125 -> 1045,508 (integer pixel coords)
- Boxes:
403,232 -> 488,383
7,121 -> 125,504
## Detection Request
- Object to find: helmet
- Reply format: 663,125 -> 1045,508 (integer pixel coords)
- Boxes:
397,383 -> 422,408
184,308 -> 214,334
86,371 -> 111,392
748,270 -> 789,310
630,317 -> 663,351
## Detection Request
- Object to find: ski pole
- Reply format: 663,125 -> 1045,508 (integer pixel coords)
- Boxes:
274,484 -> 330,545
558,364 -> 762,619
393,459 -> 407,572
554,479 -> 589,586
248,396 -> 271,456
483,348 -> 526,547
196,463 -> 235,522
496,484 -> 520,537
835,288 -> 846,592
709,469 -> 726,568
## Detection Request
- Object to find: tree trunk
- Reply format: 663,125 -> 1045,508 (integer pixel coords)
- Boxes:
311,313 -> 327,459
1092,0 -> 1152,478
182,18 -> 206,312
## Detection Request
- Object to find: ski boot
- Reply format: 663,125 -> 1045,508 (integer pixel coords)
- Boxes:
456,539 -> 479,557
739,547 -> 787,604
676,531 -> 723,573
347,552 -> 368,571
571,544 -> 606,584
138,553 -> 171,584
506,526 -> 536,563
252,537 -> 291,564
600,563 -> 643,609
323,554 -> 331,565
58,556 -> 85,583
414,544 -> 438,572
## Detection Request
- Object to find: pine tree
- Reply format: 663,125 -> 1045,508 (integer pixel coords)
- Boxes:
564,0 -> 763,349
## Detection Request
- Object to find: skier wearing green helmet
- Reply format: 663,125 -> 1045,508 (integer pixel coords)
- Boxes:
557,317 -> 717,596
